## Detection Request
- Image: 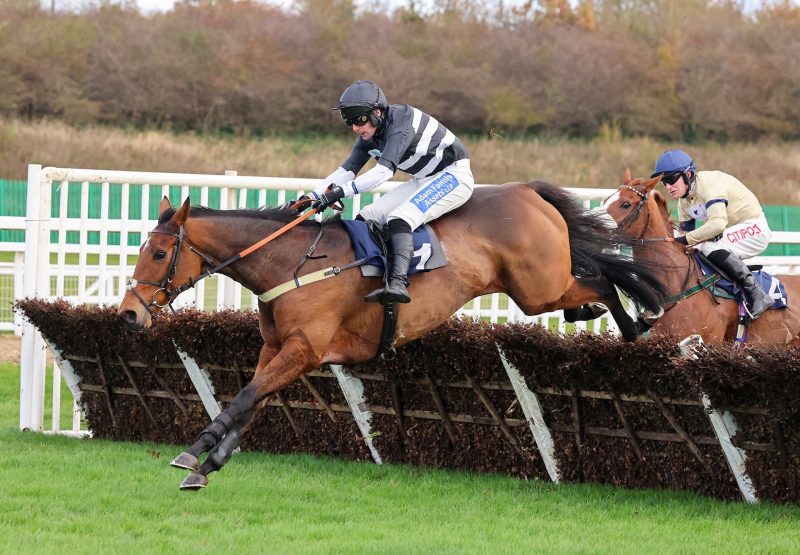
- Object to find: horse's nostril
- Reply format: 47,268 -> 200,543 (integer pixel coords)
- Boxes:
118,310 -> 137,327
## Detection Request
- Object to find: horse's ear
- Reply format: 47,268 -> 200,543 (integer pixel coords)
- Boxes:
171,198 -> 191,226
623,168 -> 632,184
643,175 -> 661,193
158,196 -> 172,217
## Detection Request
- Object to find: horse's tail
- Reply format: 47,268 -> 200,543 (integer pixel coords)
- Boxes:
529,181 -> 667,313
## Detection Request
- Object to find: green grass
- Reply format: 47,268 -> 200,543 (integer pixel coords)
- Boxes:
1,363 -> 800,553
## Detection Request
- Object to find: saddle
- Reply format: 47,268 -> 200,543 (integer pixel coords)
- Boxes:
341,220 -> 448,278
695,253 -> 788,310
259,219 -> 450,359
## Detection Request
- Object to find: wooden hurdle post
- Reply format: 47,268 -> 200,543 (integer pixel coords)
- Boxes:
678,334 -> 758,503
330,364 -> 383,464
496,344 -> 561,482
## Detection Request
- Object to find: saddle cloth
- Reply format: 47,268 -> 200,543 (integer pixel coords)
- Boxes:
341,220 -> 448,278
696,255 -> 788,310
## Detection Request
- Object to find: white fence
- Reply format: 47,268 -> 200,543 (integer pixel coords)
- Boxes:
7,164 -> 800,434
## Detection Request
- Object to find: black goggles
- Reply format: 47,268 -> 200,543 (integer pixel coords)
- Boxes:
341,112 -> 371,127
661,172 -> 683,186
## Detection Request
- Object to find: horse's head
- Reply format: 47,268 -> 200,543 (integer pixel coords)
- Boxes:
118,197 -> 209,330
600,168 -> 672,240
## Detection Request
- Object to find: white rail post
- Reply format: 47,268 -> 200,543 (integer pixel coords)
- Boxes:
12,252 -> 25,334
42,337 -> 91,437
20,164 -> 51,431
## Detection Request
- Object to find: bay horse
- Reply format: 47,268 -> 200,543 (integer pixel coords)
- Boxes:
118,181 -> 667,489
601,169 -> 800,347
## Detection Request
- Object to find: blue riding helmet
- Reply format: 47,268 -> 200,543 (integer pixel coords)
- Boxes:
650,150 -> 697,178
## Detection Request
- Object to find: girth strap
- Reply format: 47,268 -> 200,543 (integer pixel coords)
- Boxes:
364,220 -> 399,359
378,302 -> 399,360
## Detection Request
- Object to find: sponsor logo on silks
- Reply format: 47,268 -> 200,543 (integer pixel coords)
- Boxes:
411,173 -> 458,213
726,223 -> 762,243
368,149 -> 382,159
687,202 -> 707,221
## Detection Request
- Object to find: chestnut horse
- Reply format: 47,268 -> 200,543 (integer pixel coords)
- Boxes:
601,169 -> 800,347
118,181 -> 667,489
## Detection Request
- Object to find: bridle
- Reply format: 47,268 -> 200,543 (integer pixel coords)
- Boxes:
126,205 -> 321,318
611,184 -> 677,245
126,226 -> 216,316
610,184 -> 708,310
611,184 -> 653,243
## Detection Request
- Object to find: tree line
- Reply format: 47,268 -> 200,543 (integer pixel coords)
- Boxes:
2,0 -> 799,140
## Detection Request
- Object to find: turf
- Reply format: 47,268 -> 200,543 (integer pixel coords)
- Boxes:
1,362 -> 799,554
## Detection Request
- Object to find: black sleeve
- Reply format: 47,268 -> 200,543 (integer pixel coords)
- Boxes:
377,125 -> 413,173
341,139 -> 372,174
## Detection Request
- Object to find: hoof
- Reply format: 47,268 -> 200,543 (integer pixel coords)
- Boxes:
170,452 -> 200,471
180,472 -> 208,490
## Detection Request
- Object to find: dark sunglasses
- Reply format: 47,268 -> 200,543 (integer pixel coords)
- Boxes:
661,172 -> 683,186
342,112 -> 371,127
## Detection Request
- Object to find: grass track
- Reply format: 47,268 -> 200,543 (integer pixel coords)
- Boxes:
1,362 -> 799,554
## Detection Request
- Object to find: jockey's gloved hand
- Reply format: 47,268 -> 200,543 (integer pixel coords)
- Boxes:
291,195 -> 312,212
311,185 -> 345,212
674,235 -> 688,245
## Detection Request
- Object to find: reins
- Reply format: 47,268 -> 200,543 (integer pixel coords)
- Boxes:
611,183 -> 719,312
127,206 -> 321,315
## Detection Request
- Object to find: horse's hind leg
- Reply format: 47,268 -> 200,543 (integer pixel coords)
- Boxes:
176,333 -> 318,490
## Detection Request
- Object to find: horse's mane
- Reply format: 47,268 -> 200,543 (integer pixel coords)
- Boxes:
527,181 -> 622,275
528,180 -> 667,313
158,204 -> 342,226
651,190 -> 677,234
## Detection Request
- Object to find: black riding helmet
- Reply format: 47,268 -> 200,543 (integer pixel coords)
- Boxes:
335,80 -> 388,127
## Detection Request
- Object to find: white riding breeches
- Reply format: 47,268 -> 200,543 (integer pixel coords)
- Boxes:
697,213 -> 772,260
358,159 -> 474,230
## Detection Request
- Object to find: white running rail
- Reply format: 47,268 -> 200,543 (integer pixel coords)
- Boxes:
9,164 -> 800,433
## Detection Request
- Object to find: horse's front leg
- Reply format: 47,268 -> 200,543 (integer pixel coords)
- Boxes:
175,332 -> 318,490
557,277 -> 642,342
169,340 -> 279,475
171,313 -> 282,475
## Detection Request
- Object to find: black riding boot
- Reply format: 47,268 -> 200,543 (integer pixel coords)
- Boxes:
708,249 -> 775,319
365,220 -> 414,304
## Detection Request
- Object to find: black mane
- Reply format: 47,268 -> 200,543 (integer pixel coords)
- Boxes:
158,204 -> 341,226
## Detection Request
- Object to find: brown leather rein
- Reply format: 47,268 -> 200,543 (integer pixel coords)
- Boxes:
126,205 -> 320,316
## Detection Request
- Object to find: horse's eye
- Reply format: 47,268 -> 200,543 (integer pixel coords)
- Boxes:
621,201 -> 631,209
153,251 -> 167,260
